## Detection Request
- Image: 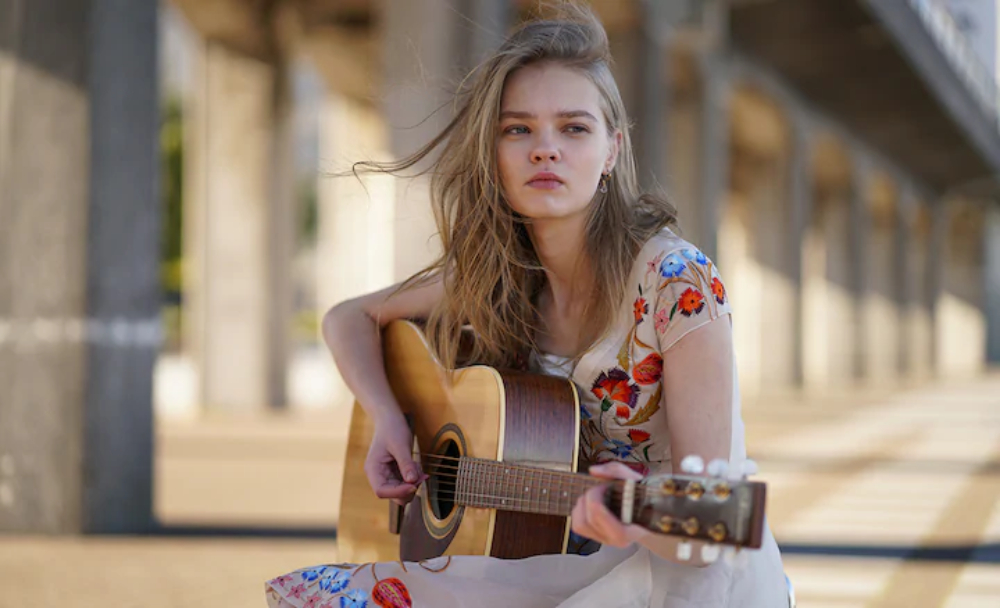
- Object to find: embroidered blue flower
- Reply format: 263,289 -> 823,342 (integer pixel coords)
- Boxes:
605,439 -> 633,458
301,567 -> 327,582
659,253 -> 686,278
580,402 -> 592,420
340,588 -> 369,608
319,569 -> 351,593
680,248 -> 708,265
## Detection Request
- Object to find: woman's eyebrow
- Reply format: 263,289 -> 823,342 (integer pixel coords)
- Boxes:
499,109 -> 598,121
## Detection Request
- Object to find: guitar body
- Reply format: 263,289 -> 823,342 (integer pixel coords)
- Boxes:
337,321 -> 581,563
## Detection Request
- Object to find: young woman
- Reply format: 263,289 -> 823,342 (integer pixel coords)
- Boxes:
266,4 -> 788,607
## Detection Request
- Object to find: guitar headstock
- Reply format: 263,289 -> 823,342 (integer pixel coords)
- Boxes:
608,457 -> 766,561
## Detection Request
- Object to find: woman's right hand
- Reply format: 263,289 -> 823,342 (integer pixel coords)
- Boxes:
364,414 -> 429,506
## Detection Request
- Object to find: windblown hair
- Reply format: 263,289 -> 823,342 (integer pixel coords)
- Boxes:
357,1 -> 676,370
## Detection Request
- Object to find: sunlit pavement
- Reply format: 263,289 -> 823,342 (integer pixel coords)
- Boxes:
2,373 -> 999,607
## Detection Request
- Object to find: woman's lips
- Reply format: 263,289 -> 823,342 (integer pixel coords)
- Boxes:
527,178 -> 563,190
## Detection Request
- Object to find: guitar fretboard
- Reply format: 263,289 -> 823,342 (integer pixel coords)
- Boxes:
453,457 -> 617,516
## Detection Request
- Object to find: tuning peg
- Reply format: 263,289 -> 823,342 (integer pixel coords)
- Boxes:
680,455 -> 705,475
707,458 -> 729,477
700,544 -> 721,563
676,541 -> 693,561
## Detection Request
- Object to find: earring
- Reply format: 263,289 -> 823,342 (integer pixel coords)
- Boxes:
599,172 -> 610,194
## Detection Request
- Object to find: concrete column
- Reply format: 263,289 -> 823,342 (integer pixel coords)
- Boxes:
697,54 -> 730,262
0,0 -> 159,533
896,186 -> 918,377
316,93 -> 394,410
849,157 -> 872,381
460,0 -> 512,67
696,3 -> 730,261
864,175 -> 902,385
788,112 -> 813,386
936,201 -> 987,377
985,205 -> 1000,363
634,1 -> 670,190
906,199 -> 935,379
381,0 -> 512,282
667,56 -> 703,244
183,40 -> 293,412
928,199 -> 949,374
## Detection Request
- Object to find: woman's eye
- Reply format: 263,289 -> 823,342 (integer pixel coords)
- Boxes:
565,125 -> 590,134
504,125 -> 529,135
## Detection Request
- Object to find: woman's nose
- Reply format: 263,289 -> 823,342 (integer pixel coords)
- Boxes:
531,137 -> 560,163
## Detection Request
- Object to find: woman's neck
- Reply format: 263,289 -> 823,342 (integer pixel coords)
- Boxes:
528,216 -> 592,316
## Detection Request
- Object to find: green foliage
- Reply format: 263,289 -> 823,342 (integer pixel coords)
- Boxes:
161,95 -> 185,295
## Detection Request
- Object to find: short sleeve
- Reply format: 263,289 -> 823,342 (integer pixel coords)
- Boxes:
651,246 -> 733,352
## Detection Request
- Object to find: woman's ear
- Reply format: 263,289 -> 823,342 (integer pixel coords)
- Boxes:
606,130 -> 623,172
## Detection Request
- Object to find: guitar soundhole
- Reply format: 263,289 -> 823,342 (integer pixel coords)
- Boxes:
428,438 -> 461,520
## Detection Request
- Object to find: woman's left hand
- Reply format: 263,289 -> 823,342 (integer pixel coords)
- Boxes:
570,462 -> 651,548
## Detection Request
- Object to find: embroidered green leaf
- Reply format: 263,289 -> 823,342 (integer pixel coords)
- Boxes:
600,397 -> 612,412
643,446 -> 651,461
622,384 -> 661,426
668,301 -> 678,321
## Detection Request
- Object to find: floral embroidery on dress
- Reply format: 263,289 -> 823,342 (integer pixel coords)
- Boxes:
578,243 -> 730,475
339,589 -> 369,608
372,577 -> 412,607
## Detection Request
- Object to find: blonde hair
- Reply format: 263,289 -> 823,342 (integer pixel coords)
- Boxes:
357,2 -> 676,370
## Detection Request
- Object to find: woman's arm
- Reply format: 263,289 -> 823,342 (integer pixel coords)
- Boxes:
635,315 -> 733,565
323,276 -> 444,503
570,318 -> 734,566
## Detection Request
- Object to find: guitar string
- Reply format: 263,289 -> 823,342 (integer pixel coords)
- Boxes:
418,468 -> 724,497
420,453 -> 737,482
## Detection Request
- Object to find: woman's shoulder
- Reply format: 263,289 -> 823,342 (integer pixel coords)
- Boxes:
633,226 -> 710,274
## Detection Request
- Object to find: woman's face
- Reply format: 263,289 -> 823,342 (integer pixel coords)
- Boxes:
497,63 -> 620,223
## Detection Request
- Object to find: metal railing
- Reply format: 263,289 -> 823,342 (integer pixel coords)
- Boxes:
907,0 -> 1000,129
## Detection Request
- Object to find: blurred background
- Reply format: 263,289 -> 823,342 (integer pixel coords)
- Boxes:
2,0 -> 1000,606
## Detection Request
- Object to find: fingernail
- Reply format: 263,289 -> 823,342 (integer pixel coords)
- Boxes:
404,472 -> 417,483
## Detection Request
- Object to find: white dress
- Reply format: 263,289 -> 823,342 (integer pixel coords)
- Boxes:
265,228 -> 790,608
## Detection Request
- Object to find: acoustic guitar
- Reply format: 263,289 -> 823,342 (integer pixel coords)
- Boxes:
337,320 -> 766,564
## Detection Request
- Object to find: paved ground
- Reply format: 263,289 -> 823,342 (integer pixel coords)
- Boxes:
3,374 -> 1000,607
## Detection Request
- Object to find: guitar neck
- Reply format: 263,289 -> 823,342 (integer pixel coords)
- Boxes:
453,456 -> 624,517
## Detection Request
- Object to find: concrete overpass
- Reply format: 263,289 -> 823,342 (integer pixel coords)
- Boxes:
3,0 -> 1000,535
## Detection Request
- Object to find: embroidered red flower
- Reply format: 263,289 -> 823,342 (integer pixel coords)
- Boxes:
615,404 -> 631,420
373,577 -> 412,608
591,368 -> 639,408
632,353 -> 663,385
677,288 -> 705,316
711,277 -> 726,305
633,297 -> 648,324
628,429 -> 651,444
